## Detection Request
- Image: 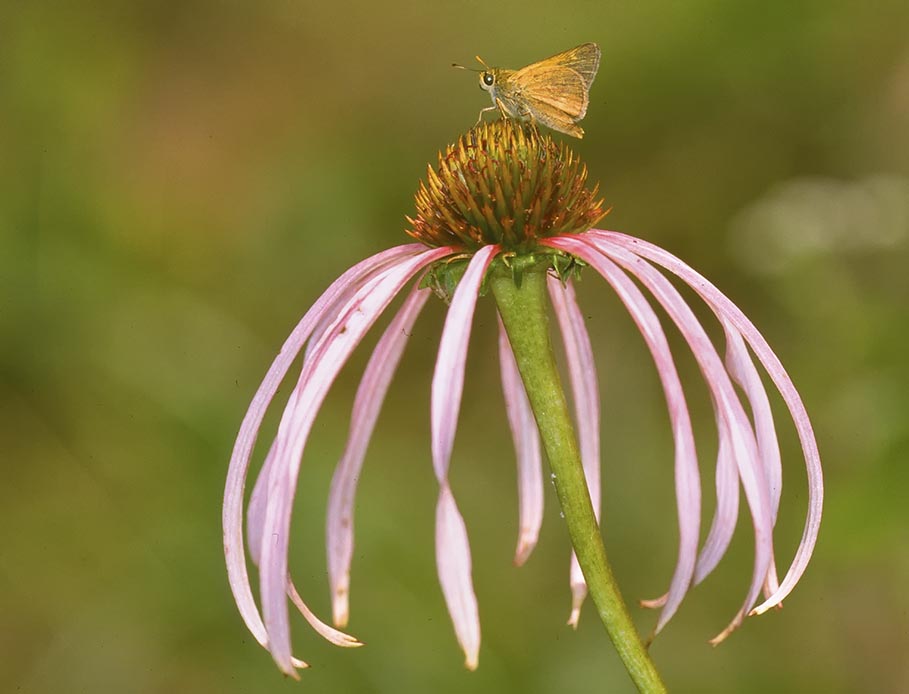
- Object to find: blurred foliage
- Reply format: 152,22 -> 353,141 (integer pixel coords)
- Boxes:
2,0 -> 908,692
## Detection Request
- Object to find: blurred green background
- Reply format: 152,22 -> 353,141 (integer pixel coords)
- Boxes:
2,1 -> 908,692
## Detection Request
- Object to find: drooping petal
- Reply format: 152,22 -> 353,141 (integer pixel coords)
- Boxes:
566,560 -> 587,627
223,243 -> 425,664
722,321 -> 782,597
286,581 -> 363,648
693,428 -> 740,585
593,230 -> 822,616
436,484 -> 481,670
541,236 -> 701,634
326,283 -> 431,627
630,321 -> 778,598
635,399 -> 740,609
580,234 -> 773,641
497,316 -> 544,566
247,439 -> 277,567
431,245 -> 500,481
259,247 -> 453,673
428,245 -> 498,669
547,275 -> 602,628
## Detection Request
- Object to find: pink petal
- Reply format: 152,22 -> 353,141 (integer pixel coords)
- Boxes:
566,557 -> 588,630
722,321 -> 782,597
693,428 -> 740,584
579,233 -> 773,641
497,317 -> 544,566
286,580 -> 363,648
247,439 -> 277,567
547,276 -> 602,628
259,247 -> 452,673
593,230 -> 822,617
430,245 -> 499,481
223,243 -> 425,664
541,236 -> 701,634
626,326 -> 777,597
436,484 -> 481,670
326,284 -> 431,627
429,245 -> 497,669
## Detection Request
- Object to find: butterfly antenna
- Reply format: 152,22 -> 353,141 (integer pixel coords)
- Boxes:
451,62 -> 480,72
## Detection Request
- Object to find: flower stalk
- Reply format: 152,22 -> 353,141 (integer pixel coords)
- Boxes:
490,266 -> 667,693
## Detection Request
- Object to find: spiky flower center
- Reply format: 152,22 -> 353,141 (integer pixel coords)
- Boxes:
406,119 -> 607,252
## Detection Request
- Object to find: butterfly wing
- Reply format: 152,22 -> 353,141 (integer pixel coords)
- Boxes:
509,43 -> 601,131
518,92 -> 586,138
511,64 -> 592,119
516,43 -> 601,90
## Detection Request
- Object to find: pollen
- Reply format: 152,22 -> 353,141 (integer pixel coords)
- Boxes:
406,119 -> 607,251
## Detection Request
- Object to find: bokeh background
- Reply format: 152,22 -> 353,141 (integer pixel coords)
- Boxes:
2,1 -> 908,692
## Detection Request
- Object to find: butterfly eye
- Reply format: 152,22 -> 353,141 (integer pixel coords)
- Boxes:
482,72 -> 494,87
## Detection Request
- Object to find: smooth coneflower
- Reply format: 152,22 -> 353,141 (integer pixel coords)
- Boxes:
223,119 -> 822,689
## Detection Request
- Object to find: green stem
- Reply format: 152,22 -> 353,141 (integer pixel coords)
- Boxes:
490,267 -> 667,694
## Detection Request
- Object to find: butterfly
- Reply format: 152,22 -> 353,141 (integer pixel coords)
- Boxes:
455,43 -> 601,138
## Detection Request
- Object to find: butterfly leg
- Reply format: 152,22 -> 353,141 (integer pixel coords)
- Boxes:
475,105 -> 498,126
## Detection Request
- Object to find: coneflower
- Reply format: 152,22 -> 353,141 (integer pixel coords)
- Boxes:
223,119 -> 822,691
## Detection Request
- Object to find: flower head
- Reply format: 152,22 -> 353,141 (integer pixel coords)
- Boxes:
406,119 -> 606,250
223,118 -> 822,677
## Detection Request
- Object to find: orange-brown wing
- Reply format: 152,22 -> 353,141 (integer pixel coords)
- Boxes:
510,64 -> 591,119
515,42 -> 601,89
519,93 -> 586,138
